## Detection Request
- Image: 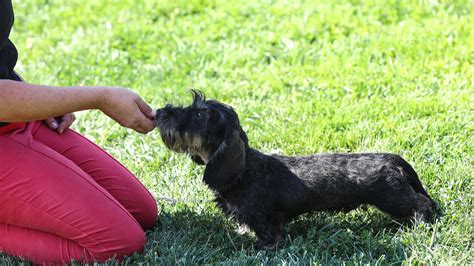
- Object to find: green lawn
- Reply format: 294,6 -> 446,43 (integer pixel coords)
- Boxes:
2,0 -> 473,264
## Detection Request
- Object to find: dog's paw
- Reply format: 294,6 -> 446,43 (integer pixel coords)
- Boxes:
255,236 -> 283,251
236,223 -> 251,235
255,241 -> 279,251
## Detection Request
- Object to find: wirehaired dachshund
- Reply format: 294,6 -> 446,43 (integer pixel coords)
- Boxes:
154,91 -> 436,248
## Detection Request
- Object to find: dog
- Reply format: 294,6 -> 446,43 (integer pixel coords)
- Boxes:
154,90 -> 436,249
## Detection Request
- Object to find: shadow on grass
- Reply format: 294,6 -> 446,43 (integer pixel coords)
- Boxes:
140,206 -> 415,264
0,207 -> 420,264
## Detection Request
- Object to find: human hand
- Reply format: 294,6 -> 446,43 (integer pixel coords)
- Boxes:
44,113 -> 76,134
98,87 -> 156,134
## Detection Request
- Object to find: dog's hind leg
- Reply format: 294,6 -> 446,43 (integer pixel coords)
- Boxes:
370,186 -> 434,223
397,163 -> 437,211
413,193 -> 435,223
368,182 -> 411,215
367,165 -> 435,223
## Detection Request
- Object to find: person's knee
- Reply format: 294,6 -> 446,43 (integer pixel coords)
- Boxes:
129,189 -> 158,230
119,228 -> 147,258
91,223 -> 147,262
140,195 -> 158,230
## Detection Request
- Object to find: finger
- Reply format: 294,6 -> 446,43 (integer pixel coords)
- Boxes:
135,97 -> 155,119
130,121 -> 149,134
149,108 -> 156,118
58,114 -> 76,134
130,114 -> 155,134
44,118 -> 59,130
139,116 -> 156,133
133,126 -> 148,134
134,121 -> 155,134
57,119 -> 69,134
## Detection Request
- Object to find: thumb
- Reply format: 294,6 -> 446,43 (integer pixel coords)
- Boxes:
135,97 -> 156,119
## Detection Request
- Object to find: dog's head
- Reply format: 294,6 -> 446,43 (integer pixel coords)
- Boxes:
155,90 -> 248,190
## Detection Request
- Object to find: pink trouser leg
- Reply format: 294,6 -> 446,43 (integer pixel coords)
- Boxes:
32,122 -> 158,230
0,223 -> 94,263
0,122 -> 157,264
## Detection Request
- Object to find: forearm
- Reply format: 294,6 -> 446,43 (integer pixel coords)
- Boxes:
0,80 -> 105,122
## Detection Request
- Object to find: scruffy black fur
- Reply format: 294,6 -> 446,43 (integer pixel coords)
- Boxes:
155,91 -> 436,248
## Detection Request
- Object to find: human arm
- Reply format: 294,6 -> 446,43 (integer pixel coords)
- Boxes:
0,80 -> 156,134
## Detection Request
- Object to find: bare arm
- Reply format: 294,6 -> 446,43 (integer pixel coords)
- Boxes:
0,80 -> 156,134
0,80 -> 104,121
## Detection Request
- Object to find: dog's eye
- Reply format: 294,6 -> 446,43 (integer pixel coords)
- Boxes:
196,111 -> 203,119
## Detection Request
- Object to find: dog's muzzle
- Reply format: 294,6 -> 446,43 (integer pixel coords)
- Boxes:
155,107 -> 171,124
155,108 -> 166,118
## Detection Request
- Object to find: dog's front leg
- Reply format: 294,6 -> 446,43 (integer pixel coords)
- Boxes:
246,217 -> 283,250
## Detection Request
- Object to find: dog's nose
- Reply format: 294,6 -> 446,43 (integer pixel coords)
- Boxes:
156,108 -> 166,118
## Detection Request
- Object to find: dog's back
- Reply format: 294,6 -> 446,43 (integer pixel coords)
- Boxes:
255,152 -> 436,221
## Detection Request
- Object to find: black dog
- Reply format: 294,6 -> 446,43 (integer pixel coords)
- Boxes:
155,91 -> 436,248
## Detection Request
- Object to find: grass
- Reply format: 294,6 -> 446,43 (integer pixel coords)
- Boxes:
2,0 -> 473,264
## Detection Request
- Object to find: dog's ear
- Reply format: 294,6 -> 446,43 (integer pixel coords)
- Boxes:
203,129 -> 246,190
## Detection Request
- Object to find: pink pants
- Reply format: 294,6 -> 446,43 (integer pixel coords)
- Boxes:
0,121 -> 157,264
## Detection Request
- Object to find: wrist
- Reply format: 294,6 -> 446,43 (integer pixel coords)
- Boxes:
93,86 -> 110,110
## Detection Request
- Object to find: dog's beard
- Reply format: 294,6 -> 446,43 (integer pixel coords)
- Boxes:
160,129 -> 187,153
183,132 -> 205,152
160,129 -> 207,159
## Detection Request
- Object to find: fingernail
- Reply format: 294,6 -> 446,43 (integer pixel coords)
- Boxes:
150,110 -> 156,118
51,121 -> 58,129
